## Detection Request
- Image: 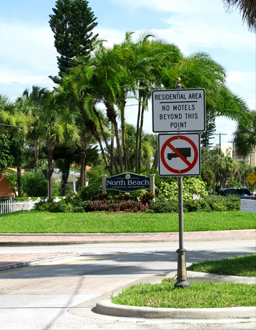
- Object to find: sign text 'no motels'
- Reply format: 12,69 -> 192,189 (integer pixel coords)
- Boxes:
152,89 -> 206,133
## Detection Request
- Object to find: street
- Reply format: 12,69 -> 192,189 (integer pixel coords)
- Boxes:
0,237 -> 255,330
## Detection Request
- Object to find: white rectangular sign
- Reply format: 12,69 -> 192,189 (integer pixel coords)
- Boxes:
241,199 -> 256,213
158,133 -> 201,177
152,89 -> 206,133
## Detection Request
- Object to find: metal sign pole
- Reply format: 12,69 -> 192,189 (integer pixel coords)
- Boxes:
174,78 -> 189,288
175,176 -> 189,288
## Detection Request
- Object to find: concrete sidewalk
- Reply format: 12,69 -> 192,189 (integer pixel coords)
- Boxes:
0,229 -> 255,271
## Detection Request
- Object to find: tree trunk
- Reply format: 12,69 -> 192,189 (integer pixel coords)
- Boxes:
17,165 -> 22,197
138,95 -> 146,173
80,111 -> 110,174
213,171 -> 216,191
111,122 -> 114,175
120,100 -> 128,170
80,132 -> 90,188
135,99 -> 141,173
152,150 -> 158,169
46,137 -> 55,199
93,107 -> 119,174
34,139 -> 39,172
105,102 -> 123,172
60,158 -> 71,196
80,152 -> 86,188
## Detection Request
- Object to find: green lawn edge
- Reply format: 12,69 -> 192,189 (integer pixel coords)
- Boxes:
187,254 -> 256,277
111,281 -> 256,308
0,210 -> 255,233
112,255 -> 256,308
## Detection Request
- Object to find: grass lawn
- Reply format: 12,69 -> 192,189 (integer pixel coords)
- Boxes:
0,210 -> 255,233
111,281 -> 256,308
112,255 -> 256,308
187,254 -> 256,277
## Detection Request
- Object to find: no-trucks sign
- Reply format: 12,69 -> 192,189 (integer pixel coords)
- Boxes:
158,134 -> 200,176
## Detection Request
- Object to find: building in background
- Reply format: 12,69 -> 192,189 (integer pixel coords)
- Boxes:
233,147 -> 256,167
213,143 -> 256,168
213,143 -> 233,157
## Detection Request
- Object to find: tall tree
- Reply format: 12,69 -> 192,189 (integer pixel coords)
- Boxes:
0,95 -> 28,196
49,0 -> 98,81
233,110 -> 256,157
15,86 -> 49,172
201,112 -> 216,148
0,134 -> 14,174
223,0 -> 256,31
54,65 -> 112,174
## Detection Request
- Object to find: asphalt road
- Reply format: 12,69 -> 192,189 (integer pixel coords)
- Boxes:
0,238 -> 255,330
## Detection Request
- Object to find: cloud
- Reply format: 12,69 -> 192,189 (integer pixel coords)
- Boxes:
226,72 -> 248,83
225,71 -> 255,109
94,27 -> 126,47
111,0 -> 207,14
0,70 -> 55,85
110,0 -> 254,54
0,20 -> 58,74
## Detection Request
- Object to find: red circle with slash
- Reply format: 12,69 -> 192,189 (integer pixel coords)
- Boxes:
160,136 -> 198,174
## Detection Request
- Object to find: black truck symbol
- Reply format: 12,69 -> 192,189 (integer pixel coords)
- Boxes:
167,148 -> 191,160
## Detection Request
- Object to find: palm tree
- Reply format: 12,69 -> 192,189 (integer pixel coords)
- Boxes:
223,0 -> 256,31
164,52 -> 249,128
0,95 -> 29,196
54,65 -> 112,174
233,110 -> 256,157
15,86 -> 49,172
237,160 -> 253,185
124,34 -> 181,172
209,154 -> 223,190
91,43 -> 126,172
222,156 -> 238,187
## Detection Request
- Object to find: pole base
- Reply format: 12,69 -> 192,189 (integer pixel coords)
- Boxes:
174,279 -> 190,289
175,248 -> 190,289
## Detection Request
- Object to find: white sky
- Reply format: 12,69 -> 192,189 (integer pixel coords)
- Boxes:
0,0 -> 255,145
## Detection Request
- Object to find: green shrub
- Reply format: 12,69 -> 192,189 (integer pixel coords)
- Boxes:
21,172 -> 59,197
208,191 -> 218,195
49,201 -> 73,213
85,200 -> 149,213
3,169 -> 18,196
63,196 -> 83,206
204,195 -> 240,211
145,208 -> 155,214
184,198 -> 211,212
114,193 -> 133,200
22,172 -> 47,197
13,197 -> 39,202
63,184 -> 76,197
34,201 -> 53,211
222,195 -> 241,211
72,206 -> 85,213
156,177 -> 208,202
0,196 -> 11,202
140,192 -> 155,205
229,181 -> 243,188
79,179 -> 102,201
149,200 -> 178,213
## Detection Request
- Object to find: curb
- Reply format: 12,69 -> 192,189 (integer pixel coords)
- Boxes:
95,271 -> 256,319
0,252 -> 79,272
96,300 -> 256,319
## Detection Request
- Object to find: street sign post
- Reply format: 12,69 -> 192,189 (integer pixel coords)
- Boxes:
152,88 -> 206,133
158,134 -> 200,177
153,82 -> 206,289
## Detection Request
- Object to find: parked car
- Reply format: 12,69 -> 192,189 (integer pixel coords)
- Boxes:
218,188 -> 255,199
